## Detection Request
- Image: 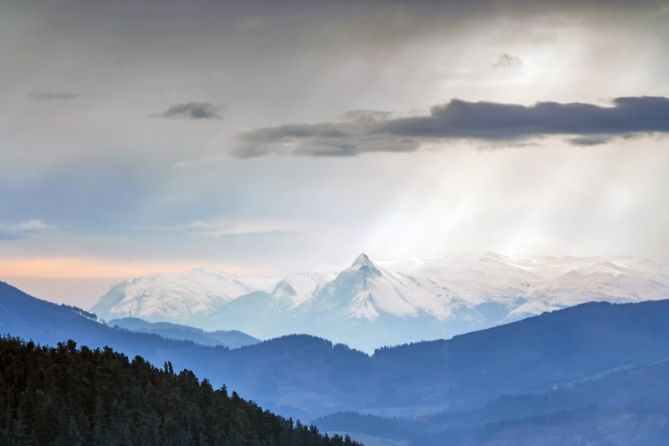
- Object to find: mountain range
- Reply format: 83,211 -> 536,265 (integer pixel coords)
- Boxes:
92,253 -> 669,351
5,280 -> 669,428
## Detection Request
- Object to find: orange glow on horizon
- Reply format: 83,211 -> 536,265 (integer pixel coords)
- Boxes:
0,256 -> 259,280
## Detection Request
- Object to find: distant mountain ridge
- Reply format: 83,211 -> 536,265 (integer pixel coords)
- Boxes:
91,253 -> 669,351
316,359 -> 669,445
108,317 -> 259,349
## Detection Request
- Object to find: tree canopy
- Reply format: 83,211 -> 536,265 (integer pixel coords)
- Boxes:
0,337 -> 358,446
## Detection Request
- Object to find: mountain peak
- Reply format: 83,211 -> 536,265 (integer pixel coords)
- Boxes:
351,253 -> 373,267
349,253 -> 381,277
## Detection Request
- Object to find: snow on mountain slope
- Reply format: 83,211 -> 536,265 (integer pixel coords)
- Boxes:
92,268 -> 260,324
307,253 -> 669,324
270,272 -> 333,306
308,254 -> 453,320
91,253 -> 669,351
401,254 -> 669,309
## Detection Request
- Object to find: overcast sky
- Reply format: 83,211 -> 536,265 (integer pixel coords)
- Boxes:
1,0 -> 668,306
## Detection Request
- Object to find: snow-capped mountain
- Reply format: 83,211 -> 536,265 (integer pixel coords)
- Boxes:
92,268 -> 260,324
92,253 -> 669,352
269,272 -> 333,307
305,253 -> 453,320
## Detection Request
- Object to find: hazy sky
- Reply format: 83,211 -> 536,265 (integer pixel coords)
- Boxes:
1,0 -> 668,306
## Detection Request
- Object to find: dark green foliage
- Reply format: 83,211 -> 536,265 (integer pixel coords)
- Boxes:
0,337 -> 358,446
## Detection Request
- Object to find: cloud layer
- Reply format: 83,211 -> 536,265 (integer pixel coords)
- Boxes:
235,96 -> 669,157
157,102 -> 223,120
492,53 -> 522,68
0,220 -> 53,240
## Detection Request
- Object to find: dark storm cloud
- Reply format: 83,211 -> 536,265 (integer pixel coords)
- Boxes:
386,97 -> 669,138
157,102 -> 223,120
235,96 -> 669,157
567,136 -> 614,146
30,93 -> 78,100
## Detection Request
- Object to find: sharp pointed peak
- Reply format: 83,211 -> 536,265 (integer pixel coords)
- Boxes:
348,253 -> 381,277
272,279 -> 297,297
351,253 -> 373,267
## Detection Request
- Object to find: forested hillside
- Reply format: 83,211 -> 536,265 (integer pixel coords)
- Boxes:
0,337 -> 358,446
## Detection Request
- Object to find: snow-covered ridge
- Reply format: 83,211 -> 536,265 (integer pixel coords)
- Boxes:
91,253 -> 669,351
91,268 -> 260,324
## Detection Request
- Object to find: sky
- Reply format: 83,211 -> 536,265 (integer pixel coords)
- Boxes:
1,0 -> 668,307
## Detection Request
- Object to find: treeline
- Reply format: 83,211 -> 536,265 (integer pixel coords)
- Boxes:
0,337 -> 358,446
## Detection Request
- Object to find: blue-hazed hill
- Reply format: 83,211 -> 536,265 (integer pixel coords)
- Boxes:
108,317 -> 259,349
2,280 -> 669,422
